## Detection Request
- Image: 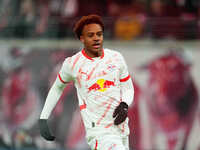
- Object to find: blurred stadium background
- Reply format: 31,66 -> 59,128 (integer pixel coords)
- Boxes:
0,0 -> 200,150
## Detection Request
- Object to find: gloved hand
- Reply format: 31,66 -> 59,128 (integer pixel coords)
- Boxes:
38,119 -> 55,141
113,102 -> 128,125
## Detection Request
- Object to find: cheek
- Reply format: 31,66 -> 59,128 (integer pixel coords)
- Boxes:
85,39 -> 93,46
100,36 -> 103,41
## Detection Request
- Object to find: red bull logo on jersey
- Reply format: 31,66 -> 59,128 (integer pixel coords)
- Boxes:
88,79 -> 115,92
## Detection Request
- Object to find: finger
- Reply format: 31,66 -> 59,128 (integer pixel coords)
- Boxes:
113,108 -> 118,118
43,132 -> 55,141
114,115 -> 121,125
42,130 -> 55,141
113,110 -> 117,118
121,113 -> 127,122
114,113 -> 127,125
46,135 -> 55,141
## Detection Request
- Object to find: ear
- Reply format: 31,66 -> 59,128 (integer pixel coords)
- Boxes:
80,36 -> 84,43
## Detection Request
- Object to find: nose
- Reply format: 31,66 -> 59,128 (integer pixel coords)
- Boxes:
93,34 -> 100,41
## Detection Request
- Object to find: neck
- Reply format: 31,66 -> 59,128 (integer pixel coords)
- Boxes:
85,49 -> 102,58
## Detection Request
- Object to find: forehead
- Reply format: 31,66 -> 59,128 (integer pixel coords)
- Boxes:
82,23 -> 103,34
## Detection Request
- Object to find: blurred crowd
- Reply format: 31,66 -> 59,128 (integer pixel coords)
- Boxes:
0,0 -> 200,40
0,47 -> 79,149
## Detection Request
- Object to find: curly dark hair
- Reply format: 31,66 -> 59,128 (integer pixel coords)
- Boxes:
73,14 -> 104,39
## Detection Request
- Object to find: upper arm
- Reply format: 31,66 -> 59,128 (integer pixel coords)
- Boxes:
119,53 -> 130,82
58,58 -> 74,84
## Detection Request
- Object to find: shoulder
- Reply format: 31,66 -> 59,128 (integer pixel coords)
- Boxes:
104,48 -> 123,58
104,48 -> 125,62
70,51 -> 82,60
64,51 -> 83,64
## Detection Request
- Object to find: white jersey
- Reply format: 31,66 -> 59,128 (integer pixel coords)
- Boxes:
40,48 -> 134,138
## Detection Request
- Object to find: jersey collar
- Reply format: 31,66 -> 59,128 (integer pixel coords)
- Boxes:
81,49 -> 104,61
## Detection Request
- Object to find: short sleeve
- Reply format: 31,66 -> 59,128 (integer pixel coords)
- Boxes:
58,58 -> 74,83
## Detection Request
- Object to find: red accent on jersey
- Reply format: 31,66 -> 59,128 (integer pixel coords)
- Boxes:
105,123 -> 113,128
81,49 -> 104,61
88,83 -> 101,92
103,80 -> 115,88
95,140 -> 98,150
72,54 -> 81,70
79,103 -> 86,110
120,75 -> 130,82
58,74 -> 67,84
87,63 -> 99,80
97,98 -> 114,125
100,49 -> 104,59
108,144 -> 116,150
82,50 -> 93,60
122,123 -> 125,133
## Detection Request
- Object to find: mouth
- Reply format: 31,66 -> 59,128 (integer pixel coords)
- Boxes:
92,43 -> 101,49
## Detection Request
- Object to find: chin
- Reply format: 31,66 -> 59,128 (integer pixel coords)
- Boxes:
92,48 -> 102,53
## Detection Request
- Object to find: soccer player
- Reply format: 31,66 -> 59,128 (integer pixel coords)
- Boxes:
39,14 -> 134,150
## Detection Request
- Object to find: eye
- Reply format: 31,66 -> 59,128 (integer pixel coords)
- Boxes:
97,32 -> 103,37
87,33 -> 94,37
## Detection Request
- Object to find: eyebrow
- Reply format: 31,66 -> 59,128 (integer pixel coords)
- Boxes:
87,30 -> 103,34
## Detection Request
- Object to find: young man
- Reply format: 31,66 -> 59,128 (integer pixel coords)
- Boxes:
39,14 -> 134,150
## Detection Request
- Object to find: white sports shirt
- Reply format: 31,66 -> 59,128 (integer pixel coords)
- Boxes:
40,48 -> 134,137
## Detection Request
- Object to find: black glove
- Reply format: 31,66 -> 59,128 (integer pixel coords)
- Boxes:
113,102 -> 128,125
38,119 -> 55,141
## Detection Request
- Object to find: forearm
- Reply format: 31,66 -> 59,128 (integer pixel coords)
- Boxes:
121,78 -> 134,106
40,77 -> 66,119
